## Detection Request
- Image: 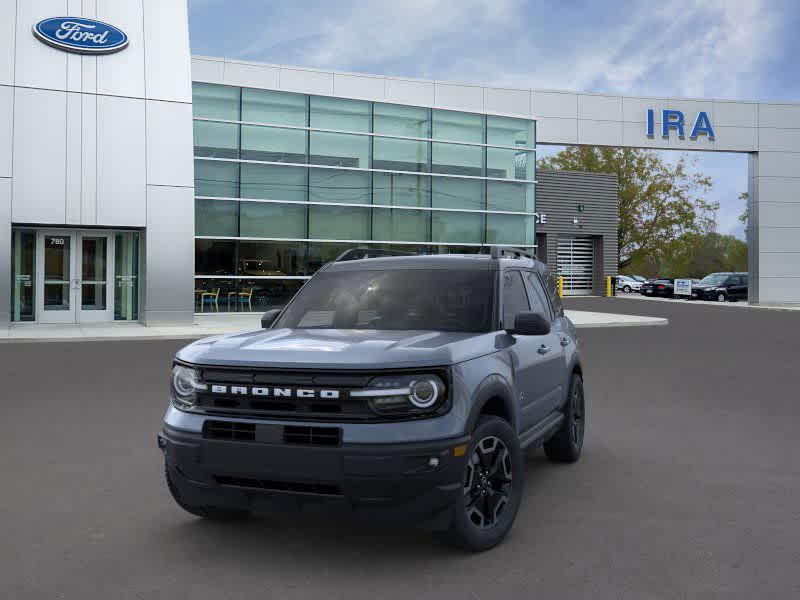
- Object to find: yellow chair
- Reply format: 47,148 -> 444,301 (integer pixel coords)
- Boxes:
237,287 -> 254,312
200,288 -> 220,312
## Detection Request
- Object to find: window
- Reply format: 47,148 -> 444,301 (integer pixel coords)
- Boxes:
432,110 -> 484,143
524,271 -> 552,321
432,211 -> 483,244
431,142 -> 483,176
308,205 -> 370,240
431,177 -> 483,210
545,271 -> 563,316
487,181 -> 533,212
374,103 -> 429,137
11,230 -> 35,322
240,163 -> 307,201
373,173 -> 430,207
195,240 -> 236,275
196,199 -> 238,237
195,160 -> 239,198
241,125 -> 306,163
238,241 -> 306,276
310,96 -> 370,131
372,208 -> 430,242
486,116 -> 534,148
486,148 -> 533,180
193,121 -> 239,159
309,168 -> 371,204
275,270 -> 495,332
310,131 -> 370,168
486,214 -> 532,245
239,201 -> 306,239
373,137 -> 428,172
192,83 -> 240,121
114,232 -> 139,321
502,271 -> 530,329
242,88 -> 307,126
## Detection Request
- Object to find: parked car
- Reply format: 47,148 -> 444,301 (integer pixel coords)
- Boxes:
640,279 -> 674,298
629,275 -> 647,283
159,248 -> 585,552
691,272 -> 748,302
616,274 -> 643,293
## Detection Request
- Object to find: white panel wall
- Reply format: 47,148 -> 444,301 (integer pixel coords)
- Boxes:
96,0 -> 145,98
0,85 -> 12,178
142,0 -> 192,103
65,92 -> 82,223
146,100 -> 194,187
0,2 -> 17,86
11,87 -> 67,224
96,95 -> 146,226
14,0 -> 69,90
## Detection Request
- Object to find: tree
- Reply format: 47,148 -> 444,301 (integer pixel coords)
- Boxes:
538,147 -> 718,271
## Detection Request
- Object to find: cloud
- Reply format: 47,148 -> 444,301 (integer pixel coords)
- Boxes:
218,0 -> 782,100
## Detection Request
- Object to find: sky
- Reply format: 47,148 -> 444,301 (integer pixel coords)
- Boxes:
188,0 -> 800,240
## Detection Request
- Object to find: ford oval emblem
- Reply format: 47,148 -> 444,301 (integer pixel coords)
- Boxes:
33,17 -> 128,55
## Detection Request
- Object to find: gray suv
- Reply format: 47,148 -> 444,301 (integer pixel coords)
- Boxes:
159,248 -> 585,551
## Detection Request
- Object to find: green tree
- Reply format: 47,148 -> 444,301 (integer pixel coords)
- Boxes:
538,147 -> 717,271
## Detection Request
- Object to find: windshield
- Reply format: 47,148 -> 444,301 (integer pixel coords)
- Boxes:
275,269 -> 495,332
700,273 -> 728,285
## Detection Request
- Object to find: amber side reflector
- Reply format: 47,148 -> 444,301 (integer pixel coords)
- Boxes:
453,444 -> 467,457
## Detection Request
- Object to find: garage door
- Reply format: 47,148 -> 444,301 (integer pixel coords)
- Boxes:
557,236 -> 594,296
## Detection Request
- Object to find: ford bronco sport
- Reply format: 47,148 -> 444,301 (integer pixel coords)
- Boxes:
159,247 -> 585,551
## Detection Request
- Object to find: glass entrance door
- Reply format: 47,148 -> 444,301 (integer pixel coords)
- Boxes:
35,231 -> 114,323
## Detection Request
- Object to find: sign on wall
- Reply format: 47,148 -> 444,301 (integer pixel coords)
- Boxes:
647,109 -> 715,141
32,17 -> 128,54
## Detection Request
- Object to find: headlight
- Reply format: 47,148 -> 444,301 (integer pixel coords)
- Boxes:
351,373 -> 447,417
170,364 -> 207,411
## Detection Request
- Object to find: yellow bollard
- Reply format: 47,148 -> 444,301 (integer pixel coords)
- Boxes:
557,276 -> 564,298
606,276 -> 612,297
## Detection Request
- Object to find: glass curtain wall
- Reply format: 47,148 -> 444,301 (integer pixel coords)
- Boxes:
192,82 -> 536,312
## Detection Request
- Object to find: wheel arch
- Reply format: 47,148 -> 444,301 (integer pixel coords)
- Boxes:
465,374 -> 517,434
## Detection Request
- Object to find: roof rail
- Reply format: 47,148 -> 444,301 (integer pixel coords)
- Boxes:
489,246 -> 537,261
334,247 -> 416,262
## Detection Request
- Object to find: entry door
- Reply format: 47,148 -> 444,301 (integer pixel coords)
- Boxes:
36,231 -> 114,323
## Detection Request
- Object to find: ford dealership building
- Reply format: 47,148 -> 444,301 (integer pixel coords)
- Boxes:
2,1 -> 800,327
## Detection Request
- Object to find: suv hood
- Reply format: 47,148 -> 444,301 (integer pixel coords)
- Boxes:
176,328 -> 499,369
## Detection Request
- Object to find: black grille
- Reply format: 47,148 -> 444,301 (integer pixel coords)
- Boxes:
283,426 -> 341,447
214,475 -> 341,496
203,420 -> 256,441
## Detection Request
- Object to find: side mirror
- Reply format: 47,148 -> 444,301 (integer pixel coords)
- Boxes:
507,311 -> 551,336
261,309 -> 281,329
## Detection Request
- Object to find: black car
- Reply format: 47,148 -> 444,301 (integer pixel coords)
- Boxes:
640,279 -> 674,298
691,272 -> 748,302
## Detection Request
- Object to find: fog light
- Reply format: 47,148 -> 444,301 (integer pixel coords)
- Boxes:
428,457 -> 440,468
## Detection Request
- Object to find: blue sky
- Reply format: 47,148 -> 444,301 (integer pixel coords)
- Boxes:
188,0 -> 800,239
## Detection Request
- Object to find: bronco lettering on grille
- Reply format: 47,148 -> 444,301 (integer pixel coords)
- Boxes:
209,385 -> 341,399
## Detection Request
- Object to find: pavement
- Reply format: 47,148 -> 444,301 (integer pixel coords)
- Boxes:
619,292 -> 800,311
1,298 -> 799,599
0,309 -> 667,342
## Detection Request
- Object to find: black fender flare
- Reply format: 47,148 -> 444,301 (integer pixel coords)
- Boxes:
464,374 -> 517,434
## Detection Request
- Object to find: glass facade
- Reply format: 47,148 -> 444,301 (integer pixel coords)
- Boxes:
192,82 -> 536,312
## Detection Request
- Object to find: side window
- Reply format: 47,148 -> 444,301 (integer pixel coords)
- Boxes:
545,271 -> 564,316
502,271 -> 530,329
524,271 -> 553,321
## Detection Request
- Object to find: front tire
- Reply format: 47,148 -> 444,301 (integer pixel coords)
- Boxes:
165,466 -> 250,521
544,373 -> 585,463
623,285 -> 632,293
445,416 -> 524,552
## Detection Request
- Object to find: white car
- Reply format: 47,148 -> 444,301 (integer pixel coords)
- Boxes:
616,275 -> 643,293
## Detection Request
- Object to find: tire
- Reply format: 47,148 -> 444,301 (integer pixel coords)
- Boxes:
623,285 -> 632,293
165,466 -> 250,521
717,292 -> 727,302
544,373 -> 585,463
444,416 -> 524,552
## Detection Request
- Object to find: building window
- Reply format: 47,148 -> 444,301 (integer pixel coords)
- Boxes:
193,83 -> 240,120
309,131 -> 370,168
374,103 -> 429,137
11,230 -> 36,322
311,96 -> 370,131
195,160 -> 239,198
114,232 -> 139,321
486,148 -> 533,180
372,208 -> 430,242
242,88 -> 307,126
486,214 -> 533,245
241,125 -> 306,163
432,110 -> 484,143
431,142 -> 484,176
373,173 -> 430,207
238,241 -> 307,276
196,199 -> 239,237
373,137 -> 429,172
432,211 -> 484,244
487,181 -> 534,212
240,163 -> 307,201
239,202 -> 307,239
195,240 -> 237,275
431,177 -> 484,210
193,121 -> 239,159
308,205 -> 370,240
309,168 -> 371,204
487,116 -> 534,148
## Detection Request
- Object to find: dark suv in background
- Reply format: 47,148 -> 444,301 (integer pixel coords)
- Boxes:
691,272 -> 749,302
159,248 -> 585,551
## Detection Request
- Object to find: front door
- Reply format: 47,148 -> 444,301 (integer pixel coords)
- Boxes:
36,231 -> 114,323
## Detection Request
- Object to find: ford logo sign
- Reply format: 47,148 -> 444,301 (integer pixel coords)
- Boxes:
32,17 -> 128,55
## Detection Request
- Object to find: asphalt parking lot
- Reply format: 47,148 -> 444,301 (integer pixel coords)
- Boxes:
1,298 -> 799,599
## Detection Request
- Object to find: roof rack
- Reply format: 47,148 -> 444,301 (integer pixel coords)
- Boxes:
334,247 -> 416,262
489,246 -> 537,261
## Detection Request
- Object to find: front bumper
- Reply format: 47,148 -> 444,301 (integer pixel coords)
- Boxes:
160,424 -> 470,525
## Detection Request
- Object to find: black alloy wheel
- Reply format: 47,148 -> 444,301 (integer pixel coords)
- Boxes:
463,436 -> 513,529
544,373 -> 585,463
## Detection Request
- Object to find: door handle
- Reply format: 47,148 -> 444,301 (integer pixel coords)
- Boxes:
560,337 -> 570,347
537,344 -> 551,355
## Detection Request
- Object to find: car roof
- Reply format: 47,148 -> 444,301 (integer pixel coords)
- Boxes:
323,253 -> 547,273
